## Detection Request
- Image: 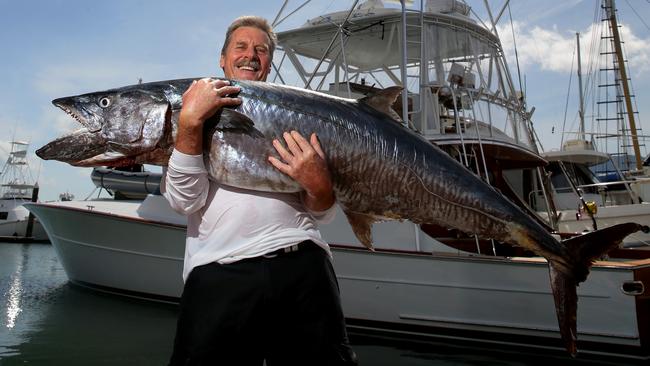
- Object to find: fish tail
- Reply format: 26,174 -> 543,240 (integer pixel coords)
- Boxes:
548,261 -> 578,357
561,222 -> 648,282
548,222 -> 648,355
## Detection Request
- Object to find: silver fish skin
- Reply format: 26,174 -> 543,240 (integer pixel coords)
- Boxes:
38,78 -> 646,355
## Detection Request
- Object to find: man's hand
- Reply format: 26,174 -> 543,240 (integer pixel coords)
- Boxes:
175,78 -> 241,155
269,131 -> 335,211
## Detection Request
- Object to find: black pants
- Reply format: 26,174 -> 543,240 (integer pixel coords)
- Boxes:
168,241 -> 358,366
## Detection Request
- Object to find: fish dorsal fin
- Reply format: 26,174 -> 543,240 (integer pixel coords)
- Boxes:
343,209 -> 377,251
359,86 -> 404,123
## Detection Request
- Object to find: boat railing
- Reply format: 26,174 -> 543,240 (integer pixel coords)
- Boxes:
425,86 -> 530,142
541,179 -> 643,208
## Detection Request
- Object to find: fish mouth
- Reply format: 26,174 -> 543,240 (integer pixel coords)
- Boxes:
35,127 -> 108,164
53,97 -> 84,125
39,94 -> 172,168
35,127 -> 137,167
52,97 -> 102,132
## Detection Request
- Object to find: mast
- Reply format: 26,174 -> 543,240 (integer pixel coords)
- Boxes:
604,0 -> 642,170
576,32 -> 586,142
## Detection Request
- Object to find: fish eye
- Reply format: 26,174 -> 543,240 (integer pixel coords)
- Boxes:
98,97 -> 111,108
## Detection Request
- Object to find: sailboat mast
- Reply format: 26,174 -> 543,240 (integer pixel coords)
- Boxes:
604,0 -> 642,170
576,32 -> 586,142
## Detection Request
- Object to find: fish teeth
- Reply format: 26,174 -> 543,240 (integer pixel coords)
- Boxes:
60,107 -> 83,124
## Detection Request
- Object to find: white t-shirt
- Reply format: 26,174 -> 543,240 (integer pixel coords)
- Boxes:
161,149 -> 335,281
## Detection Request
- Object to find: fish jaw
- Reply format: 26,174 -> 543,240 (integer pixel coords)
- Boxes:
41,88 -> 173,167
35,128 -> 110,164
52,95 -> 104,132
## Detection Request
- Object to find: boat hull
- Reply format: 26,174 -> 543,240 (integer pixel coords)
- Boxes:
334,246 -> 649,359
25,197 -> 650,359
0,199 -> 48,240
25,200 -> 185,301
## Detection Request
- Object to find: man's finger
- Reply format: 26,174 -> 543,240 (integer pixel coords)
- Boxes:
310,133 -> 326,160
272,138 -> 293,163
215,85 -> 240,96
290,131 -> 313,152
268,156 -> 291,174
283,132 -> 303,156
211,79 -> 230,87
219,97 -> 242,106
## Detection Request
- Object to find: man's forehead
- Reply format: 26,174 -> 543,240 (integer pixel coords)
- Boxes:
231,27 -> 270,46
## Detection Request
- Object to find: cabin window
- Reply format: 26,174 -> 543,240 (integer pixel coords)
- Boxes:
547,162 -> 600,194
0,212 -> 8,220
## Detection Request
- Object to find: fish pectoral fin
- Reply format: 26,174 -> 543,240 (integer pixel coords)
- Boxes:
214,109 -> 265,138
343,210 -> 377,251
359,86 -> 404,123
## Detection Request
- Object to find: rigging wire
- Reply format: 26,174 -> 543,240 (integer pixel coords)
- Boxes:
584,1 -> 602,139
623,0 -> 650,32
507,3 -> 524,101
560,46 -> 576,148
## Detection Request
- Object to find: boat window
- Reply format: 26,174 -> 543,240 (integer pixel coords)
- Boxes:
547,162 -> 600,194
0,212 -> 8,220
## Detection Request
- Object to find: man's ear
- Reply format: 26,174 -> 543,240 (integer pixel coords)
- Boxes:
219,54 -> 225,69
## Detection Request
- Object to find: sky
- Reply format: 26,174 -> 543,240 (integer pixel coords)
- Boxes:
1,0 -> 649,201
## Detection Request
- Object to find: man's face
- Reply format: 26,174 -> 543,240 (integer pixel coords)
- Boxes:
220,26 -> 272,81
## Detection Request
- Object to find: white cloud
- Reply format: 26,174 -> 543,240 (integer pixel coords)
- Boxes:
498,20 -> 650,74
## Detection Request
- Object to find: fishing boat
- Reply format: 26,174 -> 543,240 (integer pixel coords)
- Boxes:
0,141 -> 47,241
539,2 -> 650,247
26,0 -> 650,360
541,141 -> 650,246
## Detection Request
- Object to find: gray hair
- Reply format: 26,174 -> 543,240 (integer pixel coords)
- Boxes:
221,16 -> 277,57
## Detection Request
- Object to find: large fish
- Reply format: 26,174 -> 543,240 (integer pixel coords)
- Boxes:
37,78 -> 645,356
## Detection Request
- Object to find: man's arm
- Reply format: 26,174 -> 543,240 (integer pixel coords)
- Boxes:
175,78 -> 241,154
162,78 -> 241,215
268,131 -> 335,212
161,152 -> 210,215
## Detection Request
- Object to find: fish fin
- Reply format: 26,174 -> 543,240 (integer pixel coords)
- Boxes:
359,86 -> 404,123
548,261 -> 578,357
546,222 -> 646,356
561,222 -> 647,282
212,109 -> 265,138
343,210 -> 376,250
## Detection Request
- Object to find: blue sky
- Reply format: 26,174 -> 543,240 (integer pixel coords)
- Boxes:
1,0 -> 649,201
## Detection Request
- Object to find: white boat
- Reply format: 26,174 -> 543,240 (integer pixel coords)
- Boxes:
541,142 -> 650,246
539,4 -> 650,247
0,141 -> 48,241
26,191 -> 650,359
26,0 -> 650,360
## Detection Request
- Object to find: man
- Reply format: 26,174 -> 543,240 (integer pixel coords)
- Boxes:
162,16 -> 358,365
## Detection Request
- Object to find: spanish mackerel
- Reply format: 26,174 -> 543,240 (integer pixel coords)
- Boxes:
36,78 -> 646,356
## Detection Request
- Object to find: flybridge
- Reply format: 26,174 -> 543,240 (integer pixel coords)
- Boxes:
0,141 -> 36,200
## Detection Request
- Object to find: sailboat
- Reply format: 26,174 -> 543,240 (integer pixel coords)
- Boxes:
0,141 -> 48,240
540,0 -> 650,246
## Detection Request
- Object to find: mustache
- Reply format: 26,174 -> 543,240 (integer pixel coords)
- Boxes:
236,59 -> 260,70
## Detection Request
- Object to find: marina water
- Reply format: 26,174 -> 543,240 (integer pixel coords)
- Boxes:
0,243 -> 643,365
